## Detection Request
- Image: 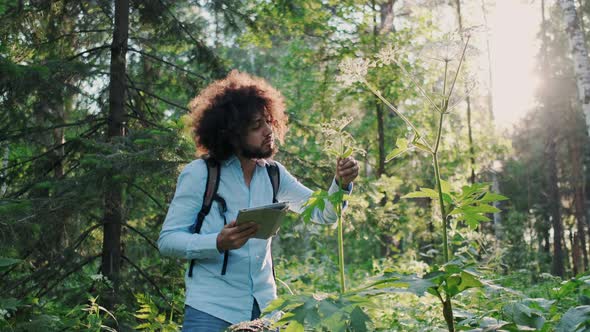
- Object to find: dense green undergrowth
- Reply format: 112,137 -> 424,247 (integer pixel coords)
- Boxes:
3,253 -> 590,331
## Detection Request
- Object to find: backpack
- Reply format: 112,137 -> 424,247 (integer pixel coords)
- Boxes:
188,157 -> 280,277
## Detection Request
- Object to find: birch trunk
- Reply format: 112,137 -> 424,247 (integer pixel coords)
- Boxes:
559,0 -> 590,134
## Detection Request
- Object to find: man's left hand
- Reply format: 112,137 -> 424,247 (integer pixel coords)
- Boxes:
336,156 -> 359,189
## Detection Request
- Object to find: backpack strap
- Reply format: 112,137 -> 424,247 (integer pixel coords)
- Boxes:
266,161 -> 280,203
188,157 -> 220,277
265,161 -> 281,280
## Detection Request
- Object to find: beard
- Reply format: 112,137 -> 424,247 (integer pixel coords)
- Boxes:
238,141 -> 274,159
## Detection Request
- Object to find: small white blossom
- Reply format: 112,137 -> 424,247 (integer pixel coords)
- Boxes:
376,44 -> 396,66
90,273 -> 105,281
336,57 -> 372,87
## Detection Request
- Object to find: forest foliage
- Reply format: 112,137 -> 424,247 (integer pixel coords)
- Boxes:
2,0 -> 590,331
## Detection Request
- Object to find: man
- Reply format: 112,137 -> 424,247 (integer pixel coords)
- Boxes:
158,70 -> 359,331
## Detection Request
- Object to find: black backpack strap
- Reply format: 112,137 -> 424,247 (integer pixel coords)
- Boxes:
266,161 -> 280,203
188,158 -> 220,277
213,193 -> 229,275
265,161 -> 281,280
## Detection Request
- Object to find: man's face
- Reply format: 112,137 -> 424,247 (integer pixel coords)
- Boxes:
238,112 -> 274,159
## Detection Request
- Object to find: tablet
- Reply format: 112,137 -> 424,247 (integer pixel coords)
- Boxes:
236,202 -> 288,239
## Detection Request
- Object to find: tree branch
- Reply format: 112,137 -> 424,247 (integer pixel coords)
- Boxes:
127,86 -> 188,111
130,183 -> 166,212
128,47 -> 206,80
36,254 -> 101,299
121,255 -> 177,311
0,116 -> 106,141
67,45 -> 111,61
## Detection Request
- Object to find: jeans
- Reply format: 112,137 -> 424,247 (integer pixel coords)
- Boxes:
182,299 -> 261,332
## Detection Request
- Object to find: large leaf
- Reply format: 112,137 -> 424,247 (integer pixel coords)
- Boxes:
556,306 -> 590,332
445,271 -> 483,297
503,302 -> 546,330
349,305 -> 370,332
358,273 -> 436,296
0,257 -> 21,268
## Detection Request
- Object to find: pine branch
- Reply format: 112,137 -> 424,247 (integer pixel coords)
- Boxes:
36,254 -> 101,299
121,255 -> 177,310
156,0 -> 225,72
130,183 -> 166,212
67,45 -> 111,61
127,85 -> 188,111
7,223 -> 103,296
0,116 -> 106,141
128,47 -> 207,80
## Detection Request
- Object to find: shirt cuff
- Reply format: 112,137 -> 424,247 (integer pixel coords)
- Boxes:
186,232 -> 221,260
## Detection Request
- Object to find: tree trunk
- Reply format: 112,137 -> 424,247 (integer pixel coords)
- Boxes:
480,0 -> 494,121
569,131 -> 588,270
102,0 -> 129,307
559,0 -> 590,134
547,134 -> 565,277
374,0 -> 396,256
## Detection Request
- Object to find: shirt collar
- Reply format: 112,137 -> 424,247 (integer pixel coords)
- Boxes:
222,154 -> 270,168
222,154 -> 239,167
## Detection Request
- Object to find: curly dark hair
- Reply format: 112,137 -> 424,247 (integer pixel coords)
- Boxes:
188,70 -> 288,160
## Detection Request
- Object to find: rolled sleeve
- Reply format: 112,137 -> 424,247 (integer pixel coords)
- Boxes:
158,160 -> 220,260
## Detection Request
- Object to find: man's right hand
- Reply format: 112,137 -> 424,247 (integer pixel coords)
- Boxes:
216,221 -> 259,252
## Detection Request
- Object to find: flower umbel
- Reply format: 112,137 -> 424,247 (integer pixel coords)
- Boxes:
376,44 -> 396,66
336,57 -> 372,87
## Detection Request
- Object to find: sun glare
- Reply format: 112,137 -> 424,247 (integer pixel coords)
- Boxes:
489,0 -> 542,130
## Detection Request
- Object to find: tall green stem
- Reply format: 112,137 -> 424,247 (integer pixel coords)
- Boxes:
433,152 -> 449,263
337,203 -> 346,293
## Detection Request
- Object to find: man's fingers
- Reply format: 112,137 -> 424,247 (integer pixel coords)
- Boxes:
339,158 -> 355,168
338,165 -> 359,177
235,222 -> 258,233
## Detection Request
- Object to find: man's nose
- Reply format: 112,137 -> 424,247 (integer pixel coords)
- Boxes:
263,121 -> 273,135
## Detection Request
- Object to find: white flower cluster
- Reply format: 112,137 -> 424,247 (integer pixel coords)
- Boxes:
376,44 -> 396,66
90,273 -> 106,281
336,57 -> 373,87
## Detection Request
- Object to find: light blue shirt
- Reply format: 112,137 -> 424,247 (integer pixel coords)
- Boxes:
158,155 -> 351,324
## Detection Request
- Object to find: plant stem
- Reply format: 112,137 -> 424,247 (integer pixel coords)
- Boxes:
433,153 -> 448,263
336,146 -> 346,294
364,81 -> 433,151
338,207 -> 346,293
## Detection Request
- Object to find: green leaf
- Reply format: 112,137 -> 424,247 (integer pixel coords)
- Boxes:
403,188 -> 439,200
341,147 -> 353,158
0,297 -> 21,311
0,257 -> 21,268
503,302 -> 546,330
349,306 -> 370,332
385,138 -> 409,162
440,180 -> 451,194
359,273 -> 436,296
479,192 -> 509,203
556,306 -> 590,332
284,320 -> 304,332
